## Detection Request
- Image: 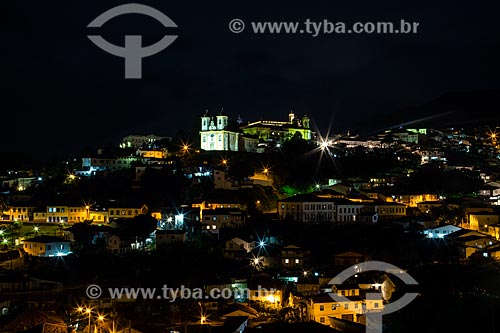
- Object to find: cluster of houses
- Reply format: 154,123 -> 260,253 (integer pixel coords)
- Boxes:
193,249 -> 392,331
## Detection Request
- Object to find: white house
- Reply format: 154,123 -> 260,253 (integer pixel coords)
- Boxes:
23,236 -> 71,257
423,225 -> 462,239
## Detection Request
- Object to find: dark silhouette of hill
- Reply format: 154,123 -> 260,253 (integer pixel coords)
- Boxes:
355,90 -> 500,134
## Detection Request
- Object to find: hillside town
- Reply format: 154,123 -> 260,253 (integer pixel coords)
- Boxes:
1,111 -> 500,332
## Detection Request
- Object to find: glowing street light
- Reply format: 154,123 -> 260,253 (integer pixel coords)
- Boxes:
198,302 -> 207,325
180,140 -> 191,155
33,226 -> 39,233
85,308 -> 92,331
487,129 -> 498,143
251,255 -> 264,270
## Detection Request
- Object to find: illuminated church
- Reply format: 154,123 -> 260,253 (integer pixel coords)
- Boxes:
200,110 -> 240,151
240,111 -> 312,142
199,110 -> 314,152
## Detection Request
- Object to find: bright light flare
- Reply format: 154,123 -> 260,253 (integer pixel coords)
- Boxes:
250,254 -> 264,270
320,140 -> 329,150
180,140 -> 192,154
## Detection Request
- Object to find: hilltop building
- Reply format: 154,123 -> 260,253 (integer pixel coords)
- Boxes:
199,110 -> 314,152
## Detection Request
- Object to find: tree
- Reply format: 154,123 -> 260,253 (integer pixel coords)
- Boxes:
116,214 -> 157,247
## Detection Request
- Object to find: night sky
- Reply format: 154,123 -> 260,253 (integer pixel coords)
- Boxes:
3,1 -> 500,161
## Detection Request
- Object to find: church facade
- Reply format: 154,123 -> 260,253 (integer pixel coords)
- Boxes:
200,112 -> 239,151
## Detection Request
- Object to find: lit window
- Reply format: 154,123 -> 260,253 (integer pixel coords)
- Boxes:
285,259 -> 289,264
212,225 -> 217,229
295,259 -> 299,264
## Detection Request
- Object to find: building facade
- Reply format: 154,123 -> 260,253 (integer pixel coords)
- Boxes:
23,236 -> 71,257
200,111 -> 239,151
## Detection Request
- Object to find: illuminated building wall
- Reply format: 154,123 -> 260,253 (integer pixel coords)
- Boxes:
200,112 -> 239,151
3,206 -> 35,222
240,112 -> 312,143
120,134 -> 169,149
23,236 -> 71,257
108,205 -> 148,220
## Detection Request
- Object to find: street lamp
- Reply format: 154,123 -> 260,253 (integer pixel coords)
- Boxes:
180,141 -> 191,155
198,302 -> 207,325
97,314 -> 105,333
320,140 -> 329,150
85,308 -> 92,332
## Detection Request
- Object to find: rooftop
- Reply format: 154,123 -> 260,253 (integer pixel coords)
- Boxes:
24,236 -> 68,243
